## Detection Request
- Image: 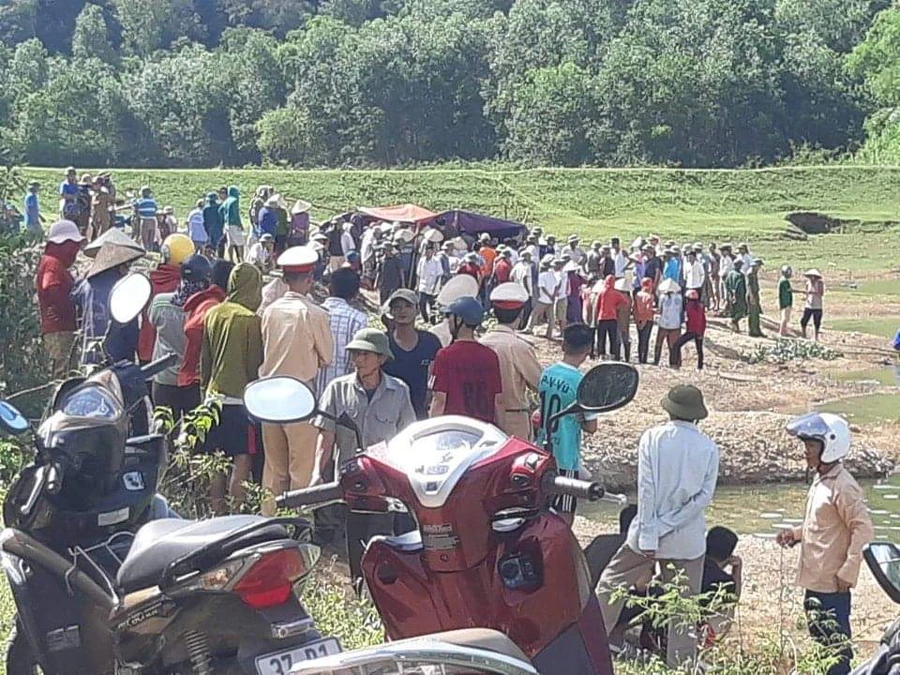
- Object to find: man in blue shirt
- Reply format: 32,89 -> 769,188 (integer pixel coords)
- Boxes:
663,248 -> 682,283
133,185 -> 158,251
24,182 -> 42,238
536,323 -> 598,525
59,167 -> 78,219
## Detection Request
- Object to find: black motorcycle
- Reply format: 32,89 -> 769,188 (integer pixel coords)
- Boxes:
0,273 -> 340,674
853,542 -> 900,675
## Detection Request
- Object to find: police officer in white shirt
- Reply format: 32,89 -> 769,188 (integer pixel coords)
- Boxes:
598,385 -> 719,669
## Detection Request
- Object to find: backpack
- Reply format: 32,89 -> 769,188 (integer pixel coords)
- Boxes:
893,329 -> 900,352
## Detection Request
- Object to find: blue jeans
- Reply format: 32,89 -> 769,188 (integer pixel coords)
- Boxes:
804,590 -> 852,675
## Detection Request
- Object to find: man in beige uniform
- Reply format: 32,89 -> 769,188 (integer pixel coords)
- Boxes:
481,282 -> 542,440
260,246 -> 334,515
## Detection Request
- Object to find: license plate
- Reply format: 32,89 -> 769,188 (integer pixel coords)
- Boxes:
255,638 -> 342,675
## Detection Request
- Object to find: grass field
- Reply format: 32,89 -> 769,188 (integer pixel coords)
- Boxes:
23,166 -> 900,266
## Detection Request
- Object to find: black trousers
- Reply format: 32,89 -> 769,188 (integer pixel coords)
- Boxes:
419,292 -> 436,324
519,299 -> 533,330
801,308 -> 823,332
804,590 -> 852,675
674,332 -> 704,370
595,319 -> 619,359
636,323 -> 653,364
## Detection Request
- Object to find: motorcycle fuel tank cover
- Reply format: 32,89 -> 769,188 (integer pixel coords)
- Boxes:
372,416 -> 507,508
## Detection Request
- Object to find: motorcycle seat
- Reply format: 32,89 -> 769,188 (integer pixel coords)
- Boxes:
116,515 -> 288,594
411,629 -> 530,663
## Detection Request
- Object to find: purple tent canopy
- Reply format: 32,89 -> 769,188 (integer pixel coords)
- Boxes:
422,210 -> 528,241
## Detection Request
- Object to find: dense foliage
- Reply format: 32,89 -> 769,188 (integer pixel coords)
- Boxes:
0,0 -> 899,168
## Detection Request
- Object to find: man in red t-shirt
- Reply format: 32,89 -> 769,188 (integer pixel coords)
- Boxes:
429,296 -> 502,424
37,220 -> 84,376
493,248 -> 513,284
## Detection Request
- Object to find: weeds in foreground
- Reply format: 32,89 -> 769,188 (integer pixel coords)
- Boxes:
610,568 -> 848,675
155,400 -> 269,517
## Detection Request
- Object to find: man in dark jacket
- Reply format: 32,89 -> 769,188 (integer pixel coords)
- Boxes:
202,192 -> 225,258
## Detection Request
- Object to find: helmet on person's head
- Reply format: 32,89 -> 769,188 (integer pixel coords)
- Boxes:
786,412 -> 851,464
161,233 -> 193,266
445,296 -> 484,327
181,254 -> 212,282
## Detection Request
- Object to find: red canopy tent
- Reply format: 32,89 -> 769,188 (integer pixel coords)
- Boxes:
357,204 -> 436,224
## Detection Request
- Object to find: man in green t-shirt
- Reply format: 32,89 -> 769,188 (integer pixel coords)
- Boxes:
778,265 -> 794,337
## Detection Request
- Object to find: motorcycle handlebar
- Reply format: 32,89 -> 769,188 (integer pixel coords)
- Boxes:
140,354 -> 178,381
45,462 -> 63,495
276,482 -> 343,510
542,473 -> 605,502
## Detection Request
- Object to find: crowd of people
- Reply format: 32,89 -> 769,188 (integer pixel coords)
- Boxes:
31,176 -> 864,674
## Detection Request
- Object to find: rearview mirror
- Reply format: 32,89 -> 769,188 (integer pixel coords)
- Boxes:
243,377 -> 317,424
109,273 -> 152,324
0,401 -> 29,436
865,542 -> 900,604
577,363 -> 639,413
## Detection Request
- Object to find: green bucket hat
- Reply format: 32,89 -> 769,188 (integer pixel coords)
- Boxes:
661,384 -> 708,421
346,328 -> 394,360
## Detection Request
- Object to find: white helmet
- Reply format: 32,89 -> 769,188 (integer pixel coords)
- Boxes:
786,412 -> 851,463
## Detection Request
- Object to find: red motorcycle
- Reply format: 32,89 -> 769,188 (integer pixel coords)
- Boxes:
244,363 -> 639,675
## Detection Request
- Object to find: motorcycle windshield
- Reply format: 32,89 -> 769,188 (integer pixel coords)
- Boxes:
370,416 -> 507,508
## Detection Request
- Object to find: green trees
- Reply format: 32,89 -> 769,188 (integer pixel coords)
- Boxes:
0,0 -> 896,167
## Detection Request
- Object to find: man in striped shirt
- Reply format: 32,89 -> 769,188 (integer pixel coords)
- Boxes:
315,268 -> 368,399
133,185 -> 158,251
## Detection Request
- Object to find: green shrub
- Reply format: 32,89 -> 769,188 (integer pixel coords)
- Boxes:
747,339 -> 843,364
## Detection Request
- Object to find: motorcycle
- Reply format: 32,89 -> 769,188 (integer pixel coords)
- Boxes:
1,273 -> 339,674
852,542 -> 900,675
242,362 -> 640,675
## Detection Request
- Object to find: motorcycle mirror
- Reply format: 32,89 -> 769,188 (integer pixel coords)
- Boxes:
864,542 -> 900,604
576,363 -> 639,413
109,273 -> 152,324
243,376 -> 317,424
0,400 -> 29,436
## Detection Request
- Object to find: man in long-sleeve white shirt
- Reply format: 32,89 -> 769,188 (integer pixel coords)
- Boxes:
597,384 -> 719,668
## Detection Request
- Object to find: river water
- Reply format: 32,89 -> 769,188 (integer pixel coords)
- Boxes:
580,365 -> 900,537
580,471 -> 900,541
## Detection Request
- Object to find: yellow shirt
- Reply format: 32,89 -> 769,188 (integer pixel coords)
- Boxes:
260,291 -> 334,384
793,464 -> 874,593
480,324 -> 542,440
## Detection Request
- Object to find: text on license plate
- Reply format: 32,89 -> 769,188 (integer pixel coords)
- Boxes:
256,637 -> 342,675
